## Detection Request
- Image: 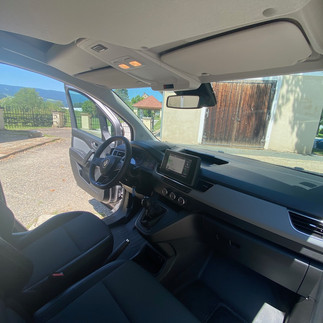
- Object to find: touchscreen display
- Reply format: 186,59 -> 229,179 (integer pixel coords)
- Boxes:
160,150 -> 200,186
166,155 -> 186,175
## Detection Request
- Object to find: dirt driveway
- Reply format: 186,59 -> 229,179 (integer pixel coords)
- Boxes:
0,128 -> 113,229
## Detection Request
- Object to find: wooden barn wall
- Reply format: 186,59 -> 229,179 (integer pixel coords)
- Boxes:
203,81 -> 276,147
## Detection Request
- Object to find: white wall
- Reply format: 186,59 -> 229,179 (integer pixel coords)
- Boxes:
267,75 -> 323,154
161,92 -> 205,144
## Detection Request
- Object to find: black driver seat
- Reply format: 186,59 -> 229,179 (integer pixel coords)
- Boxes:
0,200 -> 113,309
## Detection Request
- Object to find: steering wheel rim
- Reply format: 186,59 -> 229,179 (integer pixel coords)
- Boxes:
89,136 -> 132,189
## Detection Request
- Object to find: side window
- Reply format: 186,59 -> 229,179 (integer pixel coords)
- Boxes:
68,90 -> 116,139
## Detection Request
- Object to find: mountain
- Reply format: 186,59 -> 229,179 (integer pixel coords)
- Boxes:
0,84 -> 67,105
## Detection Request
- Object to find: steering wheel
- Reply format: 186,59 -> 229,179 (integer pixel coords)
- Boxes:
89,136 -> 132,189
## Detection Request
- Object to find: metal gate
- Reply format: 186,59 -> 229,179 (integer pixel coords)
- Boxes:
203,81 -> 276,148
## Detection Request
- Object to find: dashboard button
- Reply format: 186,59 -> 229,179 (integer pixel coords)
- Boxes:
161,188 -> 168,196
169,192 -> 176,200
178,197 -> 186,206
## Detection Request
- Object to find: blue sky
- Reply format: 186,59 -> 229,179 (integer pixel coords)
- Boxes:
0,64 -> 65,92
0,63 -> 163,101
128,88 -> 162,101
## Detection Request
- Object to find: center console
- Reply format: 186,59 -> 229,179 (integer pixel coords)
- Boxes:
136,149 -> 204,235
133,150 -> 208,280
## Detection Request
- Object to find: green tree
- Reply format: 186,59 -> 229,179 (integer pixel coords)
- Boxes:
0,88 -> 45,111
11,88 -> 44,111
0,88 -> 64,112
319,109 -> 323,135
0,96 -> 14,108
143,109 -> 153,117
131,95 -> 143,105
130,95 -> 143,112
82,100 -> 97,117
114,89 -> 131,107
44,100 -> 64,111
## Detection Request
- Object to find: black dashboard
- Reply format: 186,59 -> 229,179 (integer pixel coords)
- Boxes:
119,140 -> 323,263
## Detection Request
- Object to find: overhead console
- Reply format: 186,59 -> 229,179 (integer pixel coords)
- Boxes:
76,39 -> 200,91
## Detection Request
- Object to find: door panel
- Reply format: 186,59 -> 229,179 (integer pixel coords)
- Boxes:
65,86 -> 124,205
69,128 -> 108,202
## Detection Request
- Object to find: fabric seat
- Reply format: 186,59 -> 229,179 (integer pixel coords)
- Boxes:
0,261 -> 199,322
33,260 -> 199,323
0,201 -> 113,309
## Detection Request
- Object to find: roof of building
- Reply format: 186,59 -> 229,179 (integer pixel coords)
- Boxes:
132,95 -> 162,110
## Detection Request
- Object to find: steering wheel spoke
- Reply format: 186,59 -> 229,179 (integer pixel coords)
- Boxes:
92,156 -> 105,166
114,157 -> 124,172
89,136 -> 132,189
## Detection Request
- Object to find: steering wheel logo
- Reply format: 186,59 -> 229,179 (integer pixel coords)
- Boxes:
103,159 -> 110,168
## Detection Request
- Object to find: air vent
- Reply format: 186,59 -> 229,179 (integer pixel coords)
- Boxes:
112,150 -> 125,157
289,211 -> 323,239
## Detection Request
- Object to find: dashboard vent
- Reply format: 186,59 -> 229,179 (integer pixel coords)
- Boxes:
289,211 -> 323,239
112,150 -> 125,157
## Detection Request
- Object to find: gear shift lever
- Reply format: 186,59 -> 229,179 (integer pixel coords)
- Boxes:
140,196 -> 165,228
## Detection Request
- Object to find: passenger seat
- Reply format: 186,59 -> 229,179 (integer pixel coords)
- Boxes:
1,260 -> 199,323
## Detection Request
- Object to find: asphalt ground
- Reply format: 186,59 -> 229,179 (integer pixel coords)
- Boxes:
0,128 -> 113,229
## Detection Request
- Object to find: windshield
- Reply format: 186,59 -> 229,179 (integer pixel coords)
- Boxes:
116,72 -> 323,176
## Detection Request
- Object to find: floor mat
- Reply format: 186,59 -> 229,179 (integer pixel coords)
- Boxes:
176,281 -> 246,323
175,255 -> 292,323
209,304 -> 246,323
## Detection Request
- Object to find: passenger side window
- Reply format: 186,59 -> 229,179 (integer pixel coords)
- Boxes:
68,90 -> 116,139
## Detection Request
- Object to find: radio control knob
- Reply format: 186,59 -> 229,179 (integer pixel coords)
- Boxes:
169,192 -> 176,200
161,188 -> 168,196
178,197 -> 186,206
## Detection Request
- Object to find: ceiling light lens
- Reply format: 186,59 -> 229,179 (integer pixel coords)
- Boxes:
118,64 -> 130,69
129,61 -> 142,67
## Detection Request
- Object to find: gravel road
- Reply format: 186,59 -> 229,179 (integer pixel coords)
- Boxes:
0,128 -> 113,228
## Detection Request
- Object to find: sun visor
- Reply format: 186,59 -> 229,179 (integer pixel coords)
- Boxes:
75,67 -> 147,89
47,43 -> 107,75
161,22 -> 312,77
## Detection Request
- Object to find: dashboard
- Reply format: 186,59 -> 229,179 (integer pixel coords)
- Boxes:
120,140 -> 323,264
130,146 -> 156,170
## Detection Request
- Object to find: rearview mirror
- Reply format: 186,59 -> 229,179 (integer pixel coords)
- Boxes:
166,95 -> 200,109
166,83 -> 216,109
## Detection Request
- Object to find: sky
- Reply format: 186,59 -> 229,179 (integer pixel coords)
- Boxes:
0,64 -> 65,92
0,63 -> 163,101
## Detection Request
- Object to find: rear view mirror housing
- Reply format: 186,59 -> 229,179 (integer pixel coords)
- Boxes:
166,83 -> 216,109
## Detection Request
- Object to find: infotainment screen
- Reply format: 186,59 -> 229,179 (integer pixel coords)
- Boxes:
160,150 -> 201,186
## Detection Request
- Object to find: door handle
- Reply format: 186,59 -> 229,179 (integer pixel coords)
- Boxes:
91,142 -> 99,149
79,149 -> 95,167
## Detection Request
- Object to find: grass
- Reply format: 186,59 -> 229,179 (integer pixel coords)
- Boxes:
312,148 -> 323,156
153,119 -> 161,132
5,126 -> 52,131
317,133 -> 323,138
